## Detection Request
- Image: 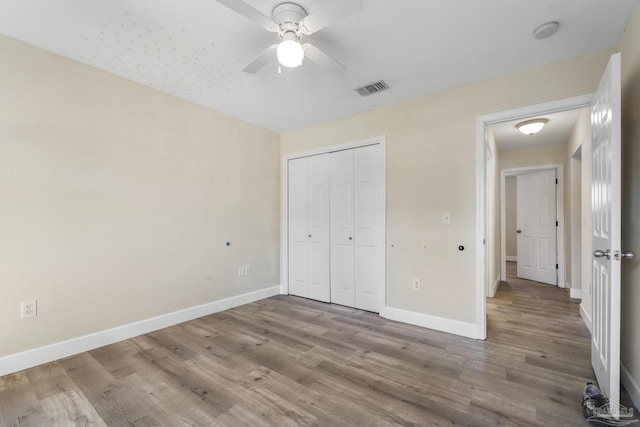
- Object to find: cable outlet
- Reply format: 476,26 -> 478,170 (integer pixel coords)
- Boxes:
412,279 -> 421,290
21,300 -> 37,319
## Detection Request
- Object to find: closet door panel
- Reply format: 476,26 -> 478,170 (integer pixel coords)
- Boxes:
288,158 -> 309,297
288,155 -> 330,301
307,155 -> 331,302
330,150 -> 355,307
354,145 -> 384,312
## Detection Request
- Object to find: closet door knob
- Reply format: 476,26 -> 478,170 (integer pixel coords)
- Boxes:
348,237 -> 353,240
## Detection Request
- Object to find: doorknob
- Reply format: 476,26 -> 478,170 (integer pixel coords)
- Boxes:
308,234 -> 312,238
593,249 -> 611,260
348,237 -> 353,240
516,229 -> 522,234
615,250 -> 636,260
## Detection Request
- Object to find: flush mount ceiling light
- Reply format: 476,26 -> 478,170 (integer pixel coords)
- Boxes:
533,21 -> 560,39
516,118 -> 548,135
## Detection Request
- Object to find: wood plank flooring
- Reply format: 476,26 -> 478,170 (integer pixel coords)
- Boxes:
0,264 -> 630,426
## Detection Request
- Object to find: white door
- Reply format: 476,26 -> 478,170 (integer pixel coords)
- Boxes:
591,53 -> 622,412
330,150 -> 355,307
288,155 -> 331,302
329,145 -> 385,312
516,169 -> 557,285
353,145 -> 385,312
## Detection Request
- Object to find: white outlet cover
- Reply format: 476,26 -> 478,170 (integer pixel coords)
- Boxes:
21,300 -> 37,319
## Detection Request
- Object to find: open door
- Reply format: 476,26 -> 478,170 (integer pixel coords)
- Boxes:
516,169 -> 557,285
591,52 -> 629,413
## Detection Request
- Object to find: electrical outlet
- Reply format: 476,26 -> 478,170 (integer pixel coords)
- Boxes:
21,300 -> 37,319
412,279 -> 421,290
238,266 -> 245,277
245,265 -> 252,276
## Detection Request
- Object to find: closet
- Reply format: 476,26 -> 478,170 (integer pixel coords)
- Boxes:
287,143 -> 384,312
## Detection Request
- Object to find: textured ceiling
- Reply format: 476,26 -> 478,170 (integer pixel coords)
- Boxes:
0,0 -> 638,132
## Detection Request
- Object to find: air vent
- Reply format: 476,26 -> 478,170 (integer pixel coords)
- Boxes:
355,80 -> 389,97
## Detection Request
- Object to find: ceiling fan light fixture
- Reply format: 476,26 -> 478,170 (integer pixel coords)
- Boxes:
516,118 -> 548,135
277,39 -> 304,68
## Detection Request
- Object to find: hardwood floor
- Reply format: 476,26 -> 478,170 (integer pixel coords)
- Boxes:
0,265 -> 626,426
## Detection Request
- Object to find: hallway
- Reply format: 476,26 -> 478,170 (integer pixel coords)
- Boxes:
487,261 -> 637,424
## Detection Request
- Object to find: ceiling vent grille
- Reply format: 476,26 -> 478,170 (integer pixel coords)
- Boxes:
355,80 -> 389,97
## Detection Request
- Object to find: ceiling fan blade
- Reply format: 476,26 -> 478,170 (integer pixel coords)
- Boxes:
216,0 -> 279,32
299,0 -> 362,35
303,43 -> 345,72
242,44 -> 277,74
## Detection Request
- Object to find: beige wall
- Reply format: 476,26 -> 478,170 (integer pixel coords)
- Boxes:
0,35 -> 280,357
281,49 -> 612,324
499,144 -> 567,170
505,177 -> 517,257
619,5 -> 640,406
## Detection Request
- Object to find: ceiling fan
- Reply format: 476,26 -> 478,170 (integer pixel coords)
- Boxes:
216,0 -> 362,73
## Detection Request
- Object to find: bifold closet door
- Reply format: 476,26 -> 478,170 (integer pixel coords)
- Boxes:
329,150 -> 355,307
329,145 -> 384,312
288,155 -> 331,302
353,145 -> 384,312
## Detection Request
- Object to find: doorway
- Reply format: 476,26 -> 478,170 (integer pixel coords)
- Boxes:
475,94 -> 592,339
500,164 -> 564,288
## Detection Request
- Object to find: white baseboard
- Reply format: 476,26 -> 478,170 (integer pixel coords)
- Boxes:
0,285 -> 280,377
580,303 -> 592,333
506,256 -> 517,262
279,284 -> 288,294
378,306 -> 387,318
383,306 -> 478,339
621,363 -> 640,411
488,275 -> 500,298
569,287 -> 583,299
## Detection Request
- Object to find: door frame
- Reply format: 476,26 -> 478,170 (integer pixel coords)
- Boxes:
500,164 -> 565,288
475,94 -> 592,339
280,135 -> 387,313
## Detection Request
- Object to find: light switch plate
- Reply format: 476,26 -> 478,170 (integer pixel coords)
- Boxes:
442,211 -> 451,225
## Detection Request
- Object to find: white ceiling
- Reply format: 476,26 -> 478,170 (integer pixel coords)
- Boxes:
490,107 -> 588,151
0,0 -> 638,132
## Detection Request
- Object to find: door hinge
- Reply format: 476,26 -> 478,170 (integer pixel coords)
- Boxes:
556,221 -> 559,226
556,264 -> 559,269
555,178 -> 558,184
